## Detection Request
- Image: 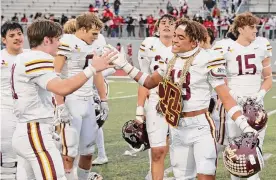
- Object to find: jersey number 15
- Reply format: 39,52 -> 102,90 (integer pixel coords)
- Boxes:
236,54 -> 256,75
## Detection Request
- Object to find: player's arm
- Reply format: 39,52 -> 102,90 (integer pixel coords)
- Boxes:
53,55 -> 66,105
136,42 -> 151,122
47,52 -> 116,96
94,73 -> 108,101
110,47 -> 162,89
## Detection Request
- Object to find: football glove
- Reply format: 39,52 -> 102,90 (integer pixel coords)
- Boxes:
97,101 -> 109,128
53,104 -> 72,125
235,115 -> 257,134
252,89 -> 266,103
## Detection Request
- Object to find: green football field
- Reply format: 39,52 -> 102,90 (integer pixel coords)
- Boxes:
91,80 -> 276,180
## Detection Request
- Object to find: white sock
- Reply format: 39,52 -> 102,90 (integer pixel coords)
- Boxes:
77,166 -> 90,180
231,174 -> 240,180
247,173 -> 260,180
65,169 -> 74,180
148,149 -> 152,172
96,128 -> 107,158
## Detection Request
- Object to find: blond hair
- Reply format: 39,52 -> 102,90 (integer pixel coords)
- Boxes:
76,12 -> 103,31
63,19 -> 77,34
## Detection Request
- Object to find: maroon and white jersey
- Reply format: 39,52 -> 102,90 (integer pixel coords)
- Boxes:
212,37 -> 272,96
167,47 -> 225,112
138,37 -> 174,99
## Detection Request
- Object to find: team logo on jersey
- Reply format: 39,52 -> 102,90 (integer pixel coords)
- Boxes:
157,80 -> 182,127
227,47 -> 233,52
1,60 -> 8,66
74,45 -> 81,52
149,46 -> 156,52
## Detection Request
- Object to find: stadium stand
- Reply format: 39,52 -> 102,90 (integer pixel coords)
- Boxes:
1,0 -> 203,19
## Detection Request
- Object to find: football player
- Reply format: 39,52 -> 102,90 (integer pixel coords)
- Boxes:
0,21 -> 27,180
109,18 -> 257,180
11,19 -> 116,180
212,12 -> 273,180
53,13 -> 109,180
136,14 -> 176,180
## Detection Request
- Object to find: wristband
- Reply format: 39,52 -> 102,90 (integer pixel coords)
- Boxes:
228,105 -> 241,119
138,73 -> 148,86
83,65 -> 96,78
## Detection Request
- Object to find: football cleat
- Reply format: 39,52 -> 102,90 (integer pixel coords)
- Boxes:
92,156 -> 108,165
122,119 -> 150,152
243,98 -> 268,131
223,132 -> 264,178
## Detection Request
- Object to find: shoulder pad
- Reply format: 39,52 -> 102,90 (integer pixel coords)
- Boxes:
139,37 -> 159,52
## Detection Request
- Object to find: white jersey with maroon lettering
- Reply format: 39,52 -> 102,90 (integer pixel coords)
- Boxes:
12,50 -> 57,123
138,37 -> 174,99
213,37 -> 271,96
1,49 -> 28,109
169,47 -> 225,112
58,34 -> 94,97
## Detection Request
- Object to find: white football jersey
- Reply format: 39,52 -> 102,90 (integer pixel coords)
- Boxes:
168,47 -> 225,112
12,50 -> 57,123
212,37 -> 272,96
138,37 -> 174,98
1,49 -> 28,109
58,34 -> 94,97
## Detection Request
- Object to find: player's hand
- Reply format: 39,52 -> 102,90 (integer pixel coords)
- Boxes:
100,100 -> 109,121
54,104 -> 72,125
136,106 -> 145,123
252,89 -> 266,103
235,115 -> 257,134
91,51 -> 117,72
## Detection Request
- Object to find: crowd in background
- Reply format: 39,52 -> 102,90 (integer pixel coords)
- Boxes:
2,0 -> 276,40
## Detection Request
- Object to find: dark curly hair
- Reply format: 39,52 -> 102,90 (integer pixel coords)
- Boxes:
175,18 -> 207,43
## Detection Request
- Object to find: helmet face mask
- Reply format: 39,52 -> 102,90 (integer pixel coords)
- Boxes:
223,132 -> 264,178
122,120 -> 150,152
243,98 -> 268,131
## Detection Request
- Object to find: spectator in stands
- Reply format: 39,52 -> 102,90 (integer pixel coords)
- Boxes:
220,16 -> 230,37
1,15 -> 6,25
114,0 -> 121,16
204,0 -> 216,12
112,15 -> 121,37
21,14 -> 28,23
126,15 -> 135,37
95,0 -> 101,8
172,7 -> 178,17
146,15 -> 155,37
89,4 -> 95,12
159,9 -> 165,18
203,16 -> 215,32
179,0 -> 185,7
212,5 -> 220,18
11,13 -> 19,22
34,12 -> 42,20
60,14 -> 68,26
103,0 -> 109,8
166,0 -> 173,14
179,2 -> 188,17
221,0 -> 227,10
138,14 -> 146,38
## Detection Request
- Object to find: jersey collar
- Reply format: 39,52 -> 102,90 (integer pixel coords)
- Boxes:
176,46 -> 200,58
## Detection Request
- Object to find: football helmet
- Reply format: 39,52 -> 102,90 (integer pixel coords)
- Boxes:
122,120 -> 150,152
223,132 -> 264,178
243,98 -> 268,131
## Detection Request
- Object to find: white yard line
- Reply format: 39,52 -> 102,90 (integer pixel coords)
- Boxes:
268,109 -> 276,116
109,94 -> 137,100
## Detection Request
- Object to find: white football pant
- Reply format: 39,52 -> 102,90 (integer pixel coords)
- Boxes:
145,97 -> 168,148
12,122 -> 66,180
170,113 -> 217,179
1,109 -> 27,180
61,95 -> 98,158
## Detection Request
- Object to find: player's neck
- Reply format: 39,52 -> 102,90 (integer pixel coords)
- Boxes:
160,37 -> 172,47
236,36 -> 251,47
75,32 -> 89,45
6,48 -> 22,56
